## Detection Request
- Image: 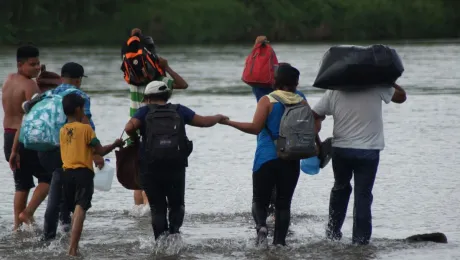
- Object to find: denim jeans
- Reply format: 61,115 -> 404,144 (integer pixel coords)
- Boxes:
326,147 -> 380,245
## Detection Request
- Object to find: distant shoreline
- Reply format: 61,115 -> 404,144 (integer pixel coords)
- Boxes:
1,38 -> 459,49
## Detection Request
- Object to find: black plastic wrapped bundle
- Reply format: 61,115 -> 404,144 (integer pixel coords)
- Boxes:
313,44 -> 404,90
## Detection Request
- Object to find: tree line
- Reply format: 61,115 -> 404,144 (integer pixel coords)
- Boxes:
1,0 -> 459,46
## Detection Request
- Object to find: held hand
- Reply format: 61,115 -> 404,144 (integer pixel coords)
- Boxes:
217,115 -> 230,125
93,155 -> 105,170
129,135 -> 140,145
219,119 -> 230,125
254,36 -> 268,45
113,138 -> 125,148
131,28 -> 142,37
158,57 -> 169,69
9,152 -> 20,171
217,114 -> 229,123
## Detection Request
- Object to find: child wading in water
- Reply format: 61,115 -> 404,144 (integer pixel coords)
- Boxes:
60,93 -> 123,256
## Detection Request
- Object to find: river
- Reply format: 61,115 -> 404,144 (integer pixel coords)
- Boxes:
0,42 -> 459,259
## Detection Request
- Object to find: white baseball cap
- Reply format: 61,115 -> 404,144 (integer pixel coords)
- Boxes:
143,81 -> 171,98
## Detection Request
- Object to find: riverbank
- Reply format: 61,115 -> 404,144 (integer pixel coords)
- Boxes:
1,0 -> 459,46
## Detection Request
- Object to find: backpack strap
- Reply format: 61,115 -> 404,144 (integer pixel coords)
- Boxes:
269,93 -> 285,106
147,103 -> 178,114
270,92 -> 304,107
146,104 -> 159,114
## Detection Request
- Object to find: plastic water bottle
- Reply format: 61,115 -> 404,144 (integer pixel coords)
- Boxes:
94,158 -> 115,191
300,156 -> 321,176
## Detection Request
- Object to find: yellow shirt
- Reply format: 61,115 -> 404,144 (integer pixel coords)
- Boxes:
60,122 -> 100,171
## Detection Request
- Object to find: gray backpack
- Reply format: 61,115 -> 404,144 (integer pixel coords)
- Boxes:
267,93 -> 317,160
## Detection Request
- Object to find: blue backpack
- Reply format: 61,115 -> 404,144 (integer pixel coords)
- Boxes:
19,88 -> 77,151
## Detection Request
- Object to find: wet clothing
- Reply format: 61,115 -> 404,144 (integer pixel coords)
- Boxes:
327,148 -> 380,245
40,149 -> 71,240
141,164 -> 185,239
313,87 -> 394,245
53,84 -> 95,130
62,168 -> 95,212
4,129 -> 49,191
132,103 -> 195,238
251,90 -> 306,245
252,159 -> 300,245
59,122 -> 99,214
60,122 -> 100,171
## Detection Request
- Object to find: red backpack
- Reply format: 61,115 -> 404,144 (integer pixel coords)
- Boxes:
242,42 -> 279,87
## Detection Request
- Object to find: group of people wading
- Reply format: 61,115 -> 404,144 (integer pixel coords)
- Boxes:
1,28 -> 406,256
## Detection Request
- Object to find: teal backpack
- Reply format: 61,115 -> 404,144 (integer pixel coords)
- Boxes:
19,88 -> 77,151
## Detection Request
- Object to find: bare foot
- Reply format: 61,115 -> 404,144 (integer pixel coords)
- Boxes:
68,247 -> 79,256
18,211 -> 35,225
12,224 -> 22,232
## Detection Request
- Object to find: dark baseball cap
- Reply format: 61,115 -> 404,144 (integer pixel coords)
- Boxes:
61,62 -> 87,78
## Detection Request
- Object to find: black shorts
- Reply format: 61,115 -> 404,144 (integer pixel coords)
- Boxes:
3,131 -> 50,191
37,148 -> 63,175
62,168 -> 95,212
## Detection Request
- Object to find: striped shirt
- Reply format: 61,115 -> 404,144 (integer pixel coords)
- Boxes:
129,76 -> 174,116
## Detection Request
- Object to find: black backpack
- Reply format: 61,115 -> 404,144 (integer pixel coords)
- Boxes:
144,104 -> 192,165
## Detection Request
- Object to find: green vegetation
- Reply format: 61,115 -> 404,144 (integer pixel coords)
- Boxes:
1,0 -> 459,46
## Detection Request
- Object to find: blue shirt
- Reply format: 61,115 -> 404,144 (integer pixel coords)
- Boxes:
252,86 -> 274,102
133,104 -> 196,148
53,84 -> 95,130
253,90 -> 306,172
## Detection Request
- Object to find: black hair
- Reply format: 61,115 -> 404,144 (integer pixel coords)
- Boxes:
274,64 -> 300,91
62,93 -> 85,116
16,45 -> 39,62
144,92 -> 171,102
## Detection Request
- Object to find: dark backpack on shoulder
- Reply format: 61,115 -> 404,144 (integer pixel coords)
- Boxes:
144,104 -> 192,164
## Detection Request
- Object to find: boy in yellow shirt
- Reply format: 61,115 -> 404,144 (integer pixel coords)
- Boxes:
60,93 -> 123,256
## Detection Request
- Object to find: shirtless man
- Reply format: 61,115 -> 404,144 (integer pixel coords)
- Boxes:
2,45 -> 50,230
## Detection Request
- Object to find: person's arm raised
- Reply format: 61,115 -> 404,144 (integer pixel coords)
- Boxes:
254,35 -> 268,48
391,83 -> 407,104
158,57 -> 188,90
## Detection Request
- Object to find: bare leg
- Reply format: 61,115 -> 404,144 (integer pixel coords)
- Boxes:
134,190 -> 143,205
68,205 -> 86,256
19,183 -> 49,224
13,190 -> 29,230
142,191 -> 149,205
